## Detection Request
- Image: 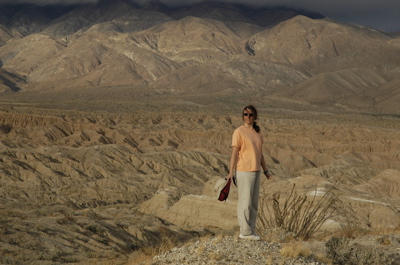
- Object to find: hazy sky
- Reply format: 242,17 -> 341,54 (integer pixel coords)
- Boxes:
1,0 -> 399,32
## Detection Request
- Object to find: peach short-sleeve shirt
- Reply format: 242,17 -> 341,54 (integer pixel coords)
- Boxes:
232,125 -> 263,172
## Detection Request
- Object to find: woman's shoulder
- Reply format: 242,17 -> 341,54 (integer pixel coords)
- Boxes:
234,125 -> 245,133
232,126 -> 244,138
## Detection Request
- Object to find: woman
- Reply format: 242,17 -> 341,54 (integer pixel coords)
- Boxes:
226,105 -> 272,241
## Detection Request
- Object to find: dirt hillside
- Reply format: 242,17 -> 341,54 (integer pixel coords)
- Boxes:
1,95 -> 400,264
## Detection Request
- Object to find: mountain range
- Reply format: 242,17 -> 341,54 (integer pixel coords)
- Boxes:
0,0 -> 399,114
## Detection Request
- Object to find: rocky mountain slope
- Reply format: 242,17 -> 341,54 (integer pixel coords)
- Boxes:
0,1 -> 399,113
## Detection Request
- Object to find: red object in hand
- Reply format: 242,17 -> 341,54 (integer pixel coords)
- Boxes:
218,179 -> 231,201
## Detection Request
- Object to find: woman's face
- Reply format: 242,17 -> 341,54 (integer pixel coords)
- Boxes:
243,108 -> 255,125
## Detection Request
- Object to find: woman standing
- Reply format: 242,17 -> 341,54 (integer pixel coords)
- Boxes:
226,105 -> 272,241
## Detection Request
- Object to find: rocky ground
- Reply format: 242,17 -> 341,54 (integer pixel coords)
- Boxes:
150,236 -> 323,265
1,95 -> 400,264
129,233 -> 400,265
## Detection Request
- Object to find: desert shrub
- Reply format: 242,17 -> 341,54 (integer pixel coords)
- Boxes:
280,242 -> 311,258
258,184 -> 338,240
333,219 -> 370,239
325,236 -> 395,265
127,235 -> 180,265
325,237 -> 351,264
126,250 -> 152,265
331,199 -> 376,239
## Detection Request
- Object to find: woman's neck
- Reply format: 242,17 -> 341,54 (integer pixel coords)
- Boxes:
243,123 -> 253,129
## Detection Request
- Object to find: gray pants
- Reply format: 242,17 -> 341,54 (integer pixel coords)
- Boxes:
236,171 -> 261,236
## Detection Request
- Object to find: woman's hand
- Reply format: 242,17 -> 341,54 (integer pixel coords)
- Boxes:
264,171 -> 272,180
226,173 -> 234,180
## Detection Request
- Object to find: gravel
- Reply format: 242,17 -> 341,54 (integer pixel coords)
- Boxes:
151,236 -> 325,265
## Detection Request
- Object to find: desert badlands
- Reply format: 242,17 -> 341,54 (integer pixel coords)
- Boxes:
1,1 -> 400,264
1,91 -> 400,264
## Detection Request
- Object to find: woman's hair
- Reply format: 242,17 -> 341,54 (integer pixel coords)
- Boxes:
243,105 -> 260,133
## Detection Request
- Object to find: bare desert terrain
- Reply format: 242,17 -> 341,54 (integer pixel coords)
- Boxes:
1,1 -> 400,264
1,91 -> 400,264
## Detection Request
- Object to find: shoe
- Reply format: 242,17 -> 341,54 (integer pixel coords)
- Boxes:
239,234 -> 260,241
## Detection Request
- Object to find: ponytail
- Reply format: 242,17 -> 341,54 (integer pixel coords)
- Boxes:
253,121 -> 260,133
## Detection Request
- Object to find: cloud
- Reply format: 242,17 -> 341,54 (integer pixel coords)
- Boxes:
162,0 -> 400,32
0,0 -> 97,4
0,0 -> 398,32
166,0 -> 400,32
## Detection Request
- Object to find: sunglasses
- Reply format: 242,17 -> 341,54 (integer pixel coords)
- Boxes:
243,113 -> 254,117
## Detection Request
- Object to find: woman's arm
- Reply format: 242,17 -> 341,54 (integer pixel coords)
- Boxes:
261,153 -> 272,179
226,146 -> 239,180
